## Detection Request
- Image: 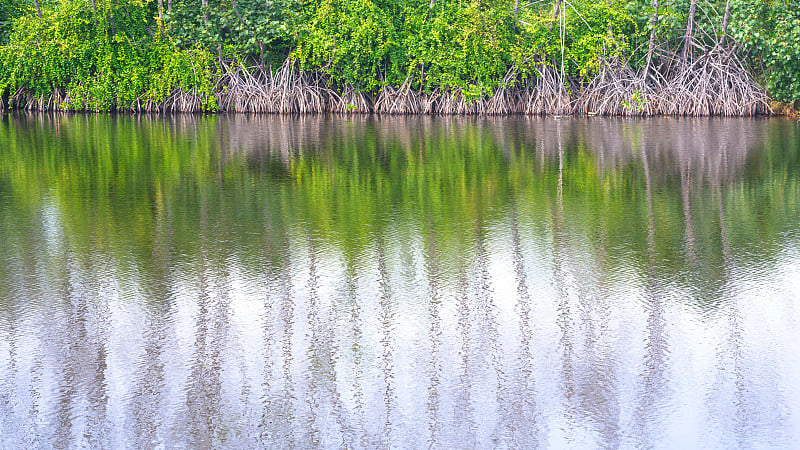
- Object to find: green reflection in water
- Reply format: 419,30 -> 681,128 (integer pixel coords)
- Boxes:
1,113 -> 799,304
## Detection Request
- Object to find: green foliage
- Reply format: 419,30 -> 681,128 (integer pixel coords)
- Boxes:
731,0 -> 800,103
293,0 -> 403,90
621,90 -> 647,110
408,0 -> 526,91
0,0 -> 794,107
166,0 -> 300,63
623,0 -> 741,65
0,0 -> 33,44
624,0 -> 695,43
0,0 -> 217,111
294,0 -> 639,93
522,1 -> 638,76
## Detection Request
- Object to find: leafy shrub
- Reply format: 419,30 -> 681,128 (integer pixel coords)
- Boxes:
0,0 -> 33,44
408,0 -> 525,91
294,0 -> 639,93
0,0 -> 218,111
523,1 -> 638,77
165,0 -> 300,64
292,0 -> 405,90
732,0 -> 800,103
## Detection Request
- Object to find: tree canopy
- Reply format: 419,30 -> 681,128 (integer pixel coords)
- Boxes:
0,0 -> 796,111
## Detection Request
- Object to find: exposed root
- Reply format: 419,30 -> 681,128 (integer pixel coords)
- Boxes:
577,43 -> 769,117
659,45 -> 769,116
1,45 -> 770,116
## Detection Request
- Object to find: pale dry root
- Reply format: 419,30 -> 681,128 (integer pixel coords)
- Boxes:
3,46 -> 769,116
576,43 -> 769,117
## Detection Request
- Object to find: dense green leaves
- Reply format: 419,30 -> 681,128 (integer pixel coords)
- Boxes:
294,0 -> 402,90
166,0 -> 299,63
0,0 -> 797,108
0,0 -> 34,44
408,1 -> 524,91
523,2 -> 638,78
294,0 -> 639,93
732,0 -> 800,103
0,0 -> 217,111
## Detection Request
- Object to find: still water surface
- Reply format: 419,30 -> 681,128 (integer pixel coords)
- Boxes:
1,114 -> 799,448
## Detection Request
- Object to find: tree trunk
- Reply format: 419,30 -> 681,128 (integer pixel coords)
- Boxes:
682,0 -> 697,62
90,0 -> 98,27
644,0 -> 659,78
548,0 -> 561,32
109,9 -> 117,36
230,0 -> 245,25
158,0 -> 164,33
201,0 -> 209,23
719,0 -> 731,46
514,0 -> 519,16
32,0 -> 42,18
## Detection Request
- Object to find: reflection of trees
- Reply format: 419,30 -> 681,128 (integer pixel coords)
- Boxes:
52,252 -> 77,449
509,202 -> 538,446
0,306 -> 19,444
343,252 -> 368,447
681,158 -> 698,263
52,241 -> 111,449
184,196 -> 225,447
2,114 -> 800,447
551,125 -> 576,444
575,192 -> 620,448
303,232 -> 350,447
424,216 -> 443,448
473,216 -> 509,447
258,211 -> 297,444
0,211 -> 44,448
1,114 -> 785,291
375,232 -> 398,447
128,186 -> 173,448
715,182 -> 748,447
707,150 -> 759,448
634,138 -> 669,447
550,125 -> 624,447
453,256 -> 477,448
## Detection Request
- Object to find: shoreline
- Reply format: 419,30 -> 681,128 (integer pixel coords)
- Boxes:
0,88 -> 773,117
1,57 -> 773,117
772,102 -> 800,119
4,108 -> 792,119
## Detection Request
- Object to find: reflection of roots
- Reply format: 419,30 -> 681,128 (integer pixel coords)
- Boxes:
2,48 -> 770,115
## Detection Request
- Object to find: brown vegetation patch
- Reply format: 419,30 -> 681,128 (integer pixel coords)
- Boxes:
771,102 -> 800,119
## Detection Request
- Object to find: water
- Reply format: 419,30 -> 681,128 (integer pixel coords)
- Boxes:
1,113 -> 799,448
